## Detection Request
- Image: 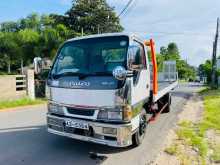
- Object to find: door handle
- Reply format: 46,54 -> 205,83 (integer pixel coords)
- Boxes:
146,84 -> 149,89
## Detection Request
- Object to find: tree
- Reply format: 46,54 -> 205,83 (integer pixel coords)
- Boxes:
19,13 -> 41,31
39,27 -> 62,58
17,29 -> 40,65
166,42 -> 180,60
52,0 -> 123,34
199,60 -> 212,83
160,46 -> 167,55
0,33 -> 22,73
40,14 -> 55,28
0,21 -> 19,32
159,43 -> 196,80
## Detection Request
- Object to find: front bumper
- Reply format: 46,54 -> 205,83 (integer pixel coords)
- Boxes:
47,114 -> 133,147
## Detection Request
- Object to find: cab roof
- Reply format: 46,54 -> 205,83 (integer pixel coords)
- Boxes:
66,32 -> 145,43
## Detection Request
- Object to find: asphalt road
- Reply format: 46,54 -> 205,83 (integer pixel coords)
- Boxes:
0,83 -> 202,165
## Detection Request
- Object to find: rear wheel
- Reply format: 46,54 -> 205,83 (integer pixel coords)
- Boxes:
162,93 -> 171,113
132,110 -> 147,146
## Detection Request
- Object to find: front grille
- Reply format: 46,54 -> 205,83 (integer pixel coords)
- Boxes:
67,107 -> 95,116
48,124 -> 63,132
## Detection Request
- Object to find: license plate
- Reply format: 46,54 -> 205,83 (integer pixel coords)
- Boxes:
65,120 -> 89,130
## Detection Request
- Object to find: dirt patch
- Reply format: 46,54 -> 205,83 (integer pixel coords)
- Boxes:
152,94 -> 204,165
178,95 -> 203,123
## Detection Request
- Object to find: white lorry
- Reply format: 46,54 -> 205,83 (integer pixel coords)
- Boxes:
45,33 -> 178,147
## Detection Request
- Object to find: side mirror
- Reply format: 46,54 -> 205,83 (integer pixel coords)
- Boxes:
127,46 -> 143,71
113,66 -> 127,81
33,57 -> 43,74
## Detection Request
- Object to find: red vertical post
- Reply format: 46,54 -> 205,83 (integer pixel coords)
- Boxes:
149,39 -> 158,95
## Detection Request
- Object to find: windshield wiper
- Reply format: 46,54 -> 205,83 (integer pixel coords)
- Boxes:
52,72 -> 89,79
52,71 -> 113,79
92,71 -> 112,76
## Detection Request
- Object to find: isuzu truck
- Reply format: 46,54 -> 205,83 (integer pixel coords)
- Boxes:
45,33 -> 178,147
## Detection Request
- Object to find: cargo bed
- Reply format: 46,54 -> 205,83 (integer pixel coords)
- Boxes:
151,80 -> 178,102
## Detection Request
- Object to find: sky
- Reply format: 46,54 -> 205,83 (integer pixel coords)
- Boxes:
0,0 -> 220,66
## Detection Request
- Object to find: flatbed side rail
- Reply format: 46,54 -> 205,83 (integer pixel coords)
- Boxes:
152,80 -> 178,102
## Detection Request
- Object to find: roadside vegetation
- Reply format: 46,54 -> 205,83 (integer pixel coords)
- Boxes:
0,0 -> 122,75
0,0 -> 196,81
165,88 -> 220,165
0,97 -> 46,110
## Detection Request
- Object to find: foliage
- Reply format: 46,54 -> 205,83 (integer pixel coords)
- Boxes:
52,0 -> 123,34
0,0 -> 122,74
0,32 -> 22,73
157,42 -> 196,80
198,60 -> 212,83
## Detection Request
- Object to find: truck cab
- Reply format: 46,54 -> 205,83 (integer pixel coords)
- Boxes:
46,33 -> 177,147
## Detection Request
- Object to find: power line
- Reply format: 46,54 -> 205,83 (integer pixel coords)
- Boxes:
118,0 -> 135,18
120,0 -> 139,18
127,31 -> 215,36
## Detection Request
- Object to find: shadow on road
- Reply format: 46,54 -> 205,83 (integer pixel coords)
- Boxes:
172,91 -> 192,99
0,125 -> 133,165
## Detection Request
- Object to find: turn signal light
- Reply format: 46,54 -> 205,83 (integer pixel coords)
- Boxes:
123,105 -> 132,121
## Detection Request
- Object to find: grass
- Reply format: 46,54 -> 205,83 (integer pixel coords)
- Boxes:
176,121 -> 208,158
200,89 -> 220,133
210,144 -> 220,163
165,88 -> 220,164
0,97 -> 46,110
165,144 -> 178,155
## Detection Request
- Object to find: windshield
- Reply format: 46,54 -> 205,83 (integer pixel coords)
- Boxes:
51,36 -> 129,79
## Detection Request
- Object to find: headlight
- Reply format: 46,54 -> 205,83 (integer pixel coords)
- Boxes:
97,109 -> 123,121
48,103 -> 64,115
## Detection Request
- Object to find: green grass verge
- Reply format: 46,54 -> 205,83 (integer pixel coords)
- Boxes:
174,89 -> 220,164
200,89 -> 220,133
0,97 -> 46,110
177,121 -> 208,159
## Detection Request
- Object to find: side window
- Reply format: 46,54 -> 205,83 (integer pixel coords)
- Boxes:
133,41 -> 146,68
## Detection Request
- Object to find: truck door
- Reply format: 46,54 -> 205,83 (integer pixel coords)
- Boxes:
130,40 -> 150,106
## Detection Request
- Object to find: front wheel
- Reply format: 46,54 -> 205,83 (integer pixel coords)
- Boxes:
132,110 -> 147,146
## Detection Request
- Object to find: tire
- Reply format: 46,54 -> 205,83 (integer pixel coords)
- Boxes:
162,93 -> 171,113
132,110 -> 147,147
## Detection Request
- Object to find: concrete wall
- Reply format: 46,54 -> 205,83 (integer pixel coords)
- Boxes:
0,75 -> 26,101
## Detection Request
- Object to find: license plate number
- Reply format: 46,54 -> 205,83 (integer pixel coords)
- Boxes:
65,120 -> 89,130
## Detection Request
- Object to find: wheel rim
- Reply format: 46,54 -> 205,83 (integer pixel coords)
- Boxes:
139,115 -> 147,136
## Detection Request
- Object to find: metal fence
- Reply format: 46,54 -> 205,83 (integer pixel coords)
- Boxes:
150,61 -> 178,82
15,75 -> 26,91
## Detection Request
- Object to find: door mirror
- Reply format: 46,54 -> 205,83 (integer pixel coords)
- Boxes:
33,57 -> 43,74
112,66 -> 127,80
127,46 -> 143,71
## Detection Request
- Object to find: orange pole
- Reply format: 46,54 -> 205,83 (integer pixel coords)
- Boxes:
149,39 -> 158,95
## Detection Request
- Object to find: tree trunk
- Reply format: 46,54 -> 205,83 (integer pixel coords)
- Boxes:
7,60 -> 11,74
21,59 -> 24,74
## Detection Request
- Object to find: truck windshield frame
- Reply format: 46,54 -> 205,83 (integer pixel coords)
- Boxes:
50,36 -> 129,79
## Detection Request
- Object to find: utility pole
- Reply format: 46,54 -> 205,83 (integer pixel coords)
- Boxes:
211,18 -> 219,88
